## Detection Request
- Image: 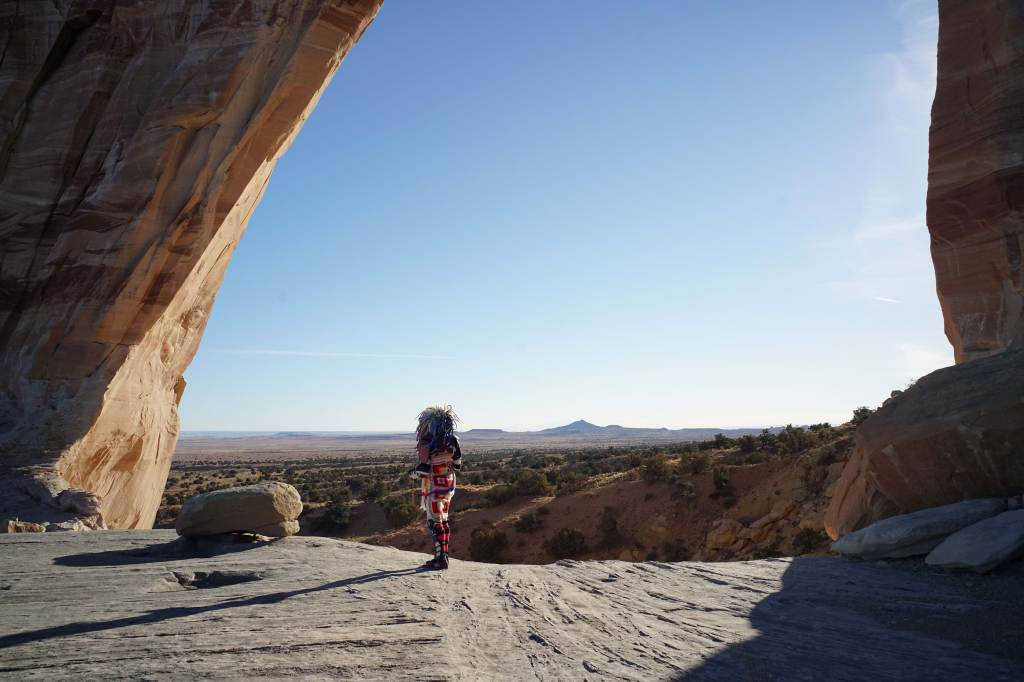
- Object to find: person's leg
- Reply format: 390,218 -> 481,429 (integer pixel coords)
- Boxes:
423,464 -> 455,569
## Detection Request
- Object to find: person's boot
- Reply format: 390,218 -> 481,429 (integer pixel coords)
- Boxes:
422,553 -> 449,570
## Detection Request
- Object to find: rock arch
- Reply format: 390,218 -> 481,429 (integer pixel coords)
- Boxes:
0,0 -> 382,528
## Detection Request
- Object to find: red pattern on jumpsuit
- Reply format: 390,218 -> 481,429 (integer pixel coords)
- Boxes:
418,441 -> 456,558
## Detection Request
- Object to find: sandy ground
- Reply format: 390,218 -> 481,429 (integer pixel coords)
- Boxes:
1,531 -> 1021,681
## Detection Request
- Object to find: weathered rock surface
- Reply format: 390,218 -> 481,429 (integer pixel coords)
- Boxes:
926,510 -> 1024,573
175,483 -> 302,538
825,349 -> 1024,538
1,531 -> 1022,680
929,0 -> 1024,363
0,0 -> 382,529
2,521 -> 45,534
831,498 -> 1006,560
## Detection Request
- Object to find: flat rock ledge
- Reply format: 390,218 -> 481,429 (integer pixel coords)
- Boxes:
2,532 -> 1022,680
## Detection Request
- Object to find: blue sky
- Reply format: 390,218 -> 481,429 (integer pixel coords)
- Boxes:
180,0 -> 947,432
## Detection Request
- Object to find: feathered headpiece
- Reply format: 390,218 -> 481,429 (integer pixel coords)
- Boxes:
416,404 -> 459,452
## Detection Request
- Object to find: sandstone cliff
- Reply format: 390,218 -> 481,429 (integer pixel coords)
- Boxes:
929,0 -> 1024,363
0,0 -> 381,528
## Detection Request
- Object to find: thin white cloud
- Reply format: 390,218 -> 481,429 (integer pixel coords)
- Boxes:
830,5 -> 938,307
854,214 -> 924,242
880,0 -> 938,132
214,348 -> 456,360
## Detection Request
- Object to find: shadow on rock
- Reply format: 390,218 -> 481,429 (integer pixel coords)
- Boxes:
0,567 -> 423,650
675,557 -> 1023,681
52,535 -> 279,567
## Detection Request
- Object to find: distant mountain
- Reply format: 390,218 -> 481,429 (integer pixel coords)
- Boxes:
463,428 -> 507,435
539,419 -> 605,435
508,420 -> 778,441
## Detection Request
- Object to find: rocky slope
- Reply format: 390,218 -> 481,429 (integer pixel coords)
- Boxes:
370,433 -> 852,565
0,0 -> 381,528
929,0 -> 1024,362
1,531 -> 1021,680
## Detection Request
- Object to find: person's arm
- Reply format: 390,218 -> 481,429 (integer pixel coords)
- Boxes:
410,437 -> 431,477
451,435 -> 463,470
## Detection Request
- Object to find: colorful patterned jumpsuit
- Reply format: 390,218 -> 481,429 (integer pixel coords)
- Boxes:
416,434 -> 460,568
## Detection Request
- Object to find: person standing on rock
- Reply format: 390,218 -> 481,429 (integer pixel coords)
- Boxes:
412,405 -> 462,570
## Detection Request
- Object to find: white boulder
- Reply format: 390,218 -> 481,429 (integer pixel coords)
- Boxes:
831,498 -> 1006,560
925,510 -> 1024,573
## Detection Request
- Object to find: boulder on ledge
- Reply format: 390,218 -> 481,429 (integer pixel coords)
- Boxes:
175,483 -> 303,539
926,510 -> 1024,573
831,498 -> 1006,560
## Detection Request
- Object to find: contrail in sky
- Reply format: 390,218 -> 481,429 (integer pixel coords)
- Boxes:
871,296 -> 901,304
214,348 -> 456,360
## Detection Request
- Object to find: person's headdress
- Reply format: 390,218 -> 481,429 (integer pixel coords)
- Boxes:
417,404 -> 459,450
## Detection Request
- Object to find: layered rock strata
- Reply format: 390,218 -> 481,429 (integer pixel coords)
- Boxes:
0,0 -> 381,528
928,0 -> 1024,362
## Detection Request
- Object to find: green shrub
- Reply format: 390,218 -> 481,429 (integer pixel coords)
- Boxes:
598,506 -> 621,548
469,524 -> 509,562
681,452 -> 711,475
640,454 -> 672,483
364,479 -> 391,502
555,472 -> 589,496
800,463 -> 825,495
816,444 -> 841,466
514,469 -> 553,497
852,406 -> 875,425
737,435 -> 757,453
711,466 -> 732,497
793,528 -> 829,554
321,487 -> 353,531
514,512 -> 544,533
383,497 -> 420,528
544,527 -> 588,559
485,484 -> 516,507
713,433 -> 734,449
671,478 -> 696,500
777,424 -> 815,455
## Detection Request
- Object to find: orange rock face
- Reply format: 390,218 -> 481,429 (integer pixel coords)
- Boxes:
0,0 -> 381,528
928,0 -> 1024,363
